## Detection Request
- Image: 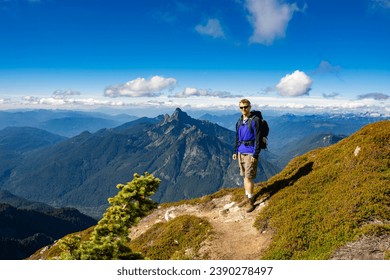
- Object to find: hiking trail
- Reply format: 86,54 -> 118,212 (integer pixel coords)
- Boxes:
129,194 -> 272,260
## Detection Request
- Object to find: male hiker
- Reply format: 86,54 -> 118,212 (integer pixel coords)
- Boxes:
232,99 -> 261,213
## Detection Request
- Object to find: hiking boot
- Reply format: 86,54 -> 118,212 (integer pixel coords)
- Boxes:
246,197 -> 256,213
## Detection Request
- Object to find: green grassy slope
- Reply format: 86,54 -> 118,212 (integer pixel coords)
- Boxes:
253,120 -> 390,259
129,215 -> 212,260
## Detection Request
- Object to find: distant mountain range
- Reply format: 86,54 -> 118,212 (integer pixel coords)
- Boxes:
276,133 -> 346,168
0,109 -> 137,137
0,190 -> 96,260
0,126 -> 66,153
0,127 -> 67,187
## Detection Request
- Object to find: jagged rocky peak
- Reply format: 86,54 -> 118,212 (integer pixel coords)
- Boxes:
172,107 -> 190,120
162,108 -> 192,125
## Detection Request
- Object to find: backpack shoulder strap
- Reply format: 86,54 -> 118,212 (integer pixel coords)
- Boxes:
236,115 -> 242,131
247,111 -> 260,134
246,116 -> 252,134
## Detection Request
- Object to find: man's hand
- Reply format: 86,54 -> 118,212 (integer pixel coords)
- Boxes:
232,154 -> 237,160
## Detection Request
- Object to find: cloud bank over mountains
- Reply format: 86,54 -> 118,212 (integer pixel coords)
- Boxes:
1,67 -> 388,116
3,91 -> 388,117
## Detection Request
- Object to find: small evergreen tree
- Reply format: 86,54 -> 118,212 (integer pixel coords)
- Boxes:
59,172 -> 160,260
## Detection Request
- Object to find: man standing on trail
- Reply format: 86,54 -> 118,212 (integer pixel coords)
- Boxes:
232,99 -> 261,213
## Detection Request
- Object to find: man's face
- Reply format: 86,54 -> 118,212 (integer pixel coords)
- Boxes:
239,102 -> 251,116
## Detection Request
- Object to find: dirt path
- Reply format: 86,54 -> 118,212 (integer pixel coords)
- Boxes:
129,195 -> 272,260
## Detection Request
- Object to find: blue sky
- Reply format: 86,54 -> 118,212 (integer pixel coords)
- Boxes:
0,0 -> 389,116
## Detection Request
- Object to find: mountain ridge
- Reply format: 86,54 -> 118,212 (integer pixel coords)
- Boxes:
0,109 -> 138,137
0,191 -> 97,260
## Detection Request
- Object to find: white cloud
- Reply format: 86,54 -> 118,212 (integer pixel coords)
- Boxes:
21,95 -> 127,107
22,96 -> 41,104
245,0 -> 299,45
104,76 -> 177,98
22,96 -> 67,106
276,70 -> 313,97
0,98 -> 11,104
195,18 -> 225,38
171,87 -> 242,98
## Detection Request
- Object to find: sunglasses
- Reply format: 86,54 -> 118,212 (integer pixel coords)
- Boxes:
239,106 -> 249,109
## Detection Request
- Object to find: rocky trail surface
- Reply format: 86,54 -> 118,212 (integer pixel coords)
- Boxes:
129,194 -> 272,260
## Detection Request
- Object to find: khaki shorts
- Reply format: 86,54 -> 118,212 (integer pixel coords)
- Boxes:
238,153 -> 258,179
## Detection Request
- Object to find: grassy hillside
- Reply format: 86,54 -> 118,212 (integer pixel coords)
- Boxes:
130,215 -> 212,260
253,120 -> 389,259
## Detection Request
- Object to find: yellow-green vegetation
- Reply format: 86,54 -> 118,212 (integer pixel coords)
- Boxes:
130,215 -> 212,260
253,120 -> 390,259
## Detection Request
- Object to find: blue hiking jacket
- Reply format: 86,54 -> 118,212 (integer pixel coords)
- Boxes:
234,113 -> 261,159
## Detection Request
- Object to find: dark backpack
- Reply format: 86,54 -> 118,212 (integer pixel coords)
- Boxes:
236,110 -> 269,149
